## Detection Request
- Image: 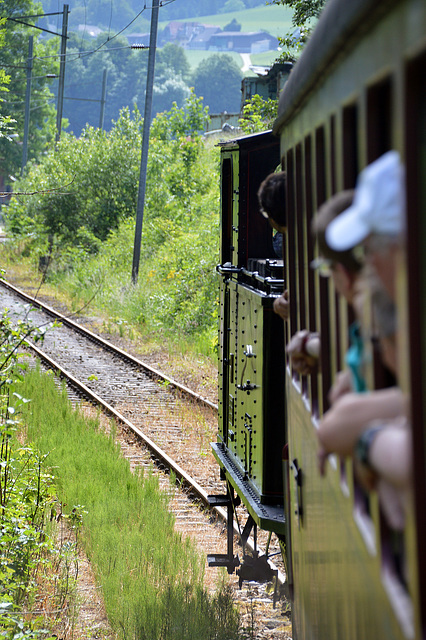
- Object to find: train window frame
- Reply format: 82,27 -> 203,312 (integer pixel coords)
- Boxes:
220,156 -> 234,266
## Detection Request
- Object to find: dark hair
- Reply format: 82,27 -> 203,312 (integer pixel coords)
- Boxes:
257,171 -> 287,228
311,190 -> 362,273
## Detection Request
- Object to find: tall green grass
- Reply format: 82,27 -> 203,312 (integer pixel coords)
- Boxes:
18,367 -> 241,639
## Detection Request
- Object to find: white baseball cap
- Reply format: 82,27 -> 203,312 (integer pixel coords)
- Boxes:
325,151 -> 405,251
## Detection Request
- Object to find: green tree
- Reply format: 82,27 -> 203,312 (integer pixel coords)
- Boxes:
61,37 -> 193,135
223,18 -> 242,32
154,44 -> 192,114
270,0 -> 327,60
6,91 -> 209,260
0,11 -> 14,141
192,54 -> 242,114
63,32 -> 149,135
239,94 -> 278,134
219,0 -> 246,12
0,0 -> 58,179
156,43 -> 190,82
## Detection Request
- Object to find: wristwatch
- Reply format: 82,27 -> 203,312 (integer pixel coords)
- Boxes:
354,424 -> 384,468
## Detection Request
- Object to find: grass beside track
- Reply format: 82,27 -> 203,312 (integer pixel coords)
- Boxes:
17,366 -> 241,640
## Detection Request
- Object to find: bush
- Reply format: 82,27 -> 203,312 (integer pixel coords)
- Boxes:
4,91 -> 221,356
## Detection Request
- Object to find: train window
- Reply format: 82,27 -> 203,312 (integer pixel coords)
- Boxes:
353,482 -> 376,555
285,148 -> 298,361
404,50 -> 426,631
295,144 -> 308,392
330,114 -> 337,194
315,127 -> 326,208
380,512 -> 414,637
304,134 -> 319,416
296,141 -> 317,400
315,126 -> 331,414
342,103 -> 359,188
367,77 -> 392,162
220,157 -> 233,265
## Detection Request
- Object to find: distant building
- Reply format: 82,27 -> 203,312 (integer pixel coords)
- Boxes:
159,21 -> 208,47
208,31 -> 279,54
241,61 -> 293,108
159,22 -> 278,53
186,25 -> 222,50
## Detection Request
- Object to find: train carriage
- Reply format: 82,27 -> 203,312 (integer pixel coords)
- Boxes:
209,131 -> 289,581
210,0 -> 426,638
273,0 -> 426,637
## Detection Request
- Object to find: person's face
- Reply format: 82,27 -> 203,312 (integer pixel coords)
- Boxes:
330,263 -> 355,302
364,235 -> 397,301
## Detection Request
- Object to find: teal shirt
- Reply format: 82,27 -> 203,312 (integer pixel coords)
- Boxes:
345,322 -> 367,393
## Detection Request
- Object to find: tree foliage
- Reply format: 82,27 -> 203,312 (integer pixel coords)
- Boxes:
0,0 -> 58,179
5,90 -> 218,346
60,35 -> 194,136
269,0 -> 325,25
270,0 -> 327,60
192,54 -> 242,114
239,94 -> 278,134
5,89 -> 210,258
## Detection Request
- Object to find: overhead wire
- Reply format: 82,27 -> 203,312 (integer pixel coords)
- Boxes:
69,4 -> 149,62
107,0 -> 113,40
78,0 -> 88,51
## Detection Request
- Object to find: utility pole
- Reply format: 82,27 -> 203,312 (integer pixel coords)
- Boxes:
132,0 -> 160,284
21,35 -> 33,176
55,4 -> 69,144
99,69 -> 107,129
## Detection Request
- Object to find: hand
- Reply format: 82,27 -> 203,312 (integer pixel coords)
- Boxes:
328,369 -> 352,405
353,457 -> 377,491
273,290 -> 289,320
317,445 -> 329,476
286,330 -> 319,375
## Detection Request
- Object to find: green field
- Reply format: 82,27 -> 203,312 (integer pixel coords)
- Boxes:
159,4 -> 293,73
184,49 -> 243,70
183,48 -> 279,71
159,4 -> 293,39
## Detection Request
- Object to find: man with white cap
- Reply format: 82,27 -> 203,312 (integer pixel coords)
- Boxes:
318,151 -> 411,509
325,150 -> 405,300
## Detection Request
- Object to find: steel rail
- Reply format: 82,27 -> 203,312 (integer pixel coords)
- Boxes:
1,277 -> 284,584
0,278 -> 218,412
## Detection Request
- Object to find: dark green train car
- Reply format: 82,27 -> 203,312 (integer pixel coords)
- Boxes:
209,131 -> 289,579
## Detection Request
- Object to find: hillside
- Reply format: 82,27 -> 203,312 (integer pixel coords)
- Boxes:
38,0 -> 282,34
161,4 -> 293,38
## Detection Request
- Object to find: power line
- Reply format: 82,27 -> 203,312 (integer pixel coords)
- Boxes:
68,5 -> 149,63
34,43 -> 147,63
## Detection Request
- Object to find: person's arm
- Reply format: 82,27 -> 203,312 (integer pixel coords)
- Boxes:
358,420 -> 411,489
317,387 -> 406,457
328,369 -> 352,405
273,290 -> 289,320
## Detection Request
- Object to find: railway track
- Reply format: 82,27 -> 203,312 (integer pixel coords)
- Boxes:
0,278 -> 289,637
